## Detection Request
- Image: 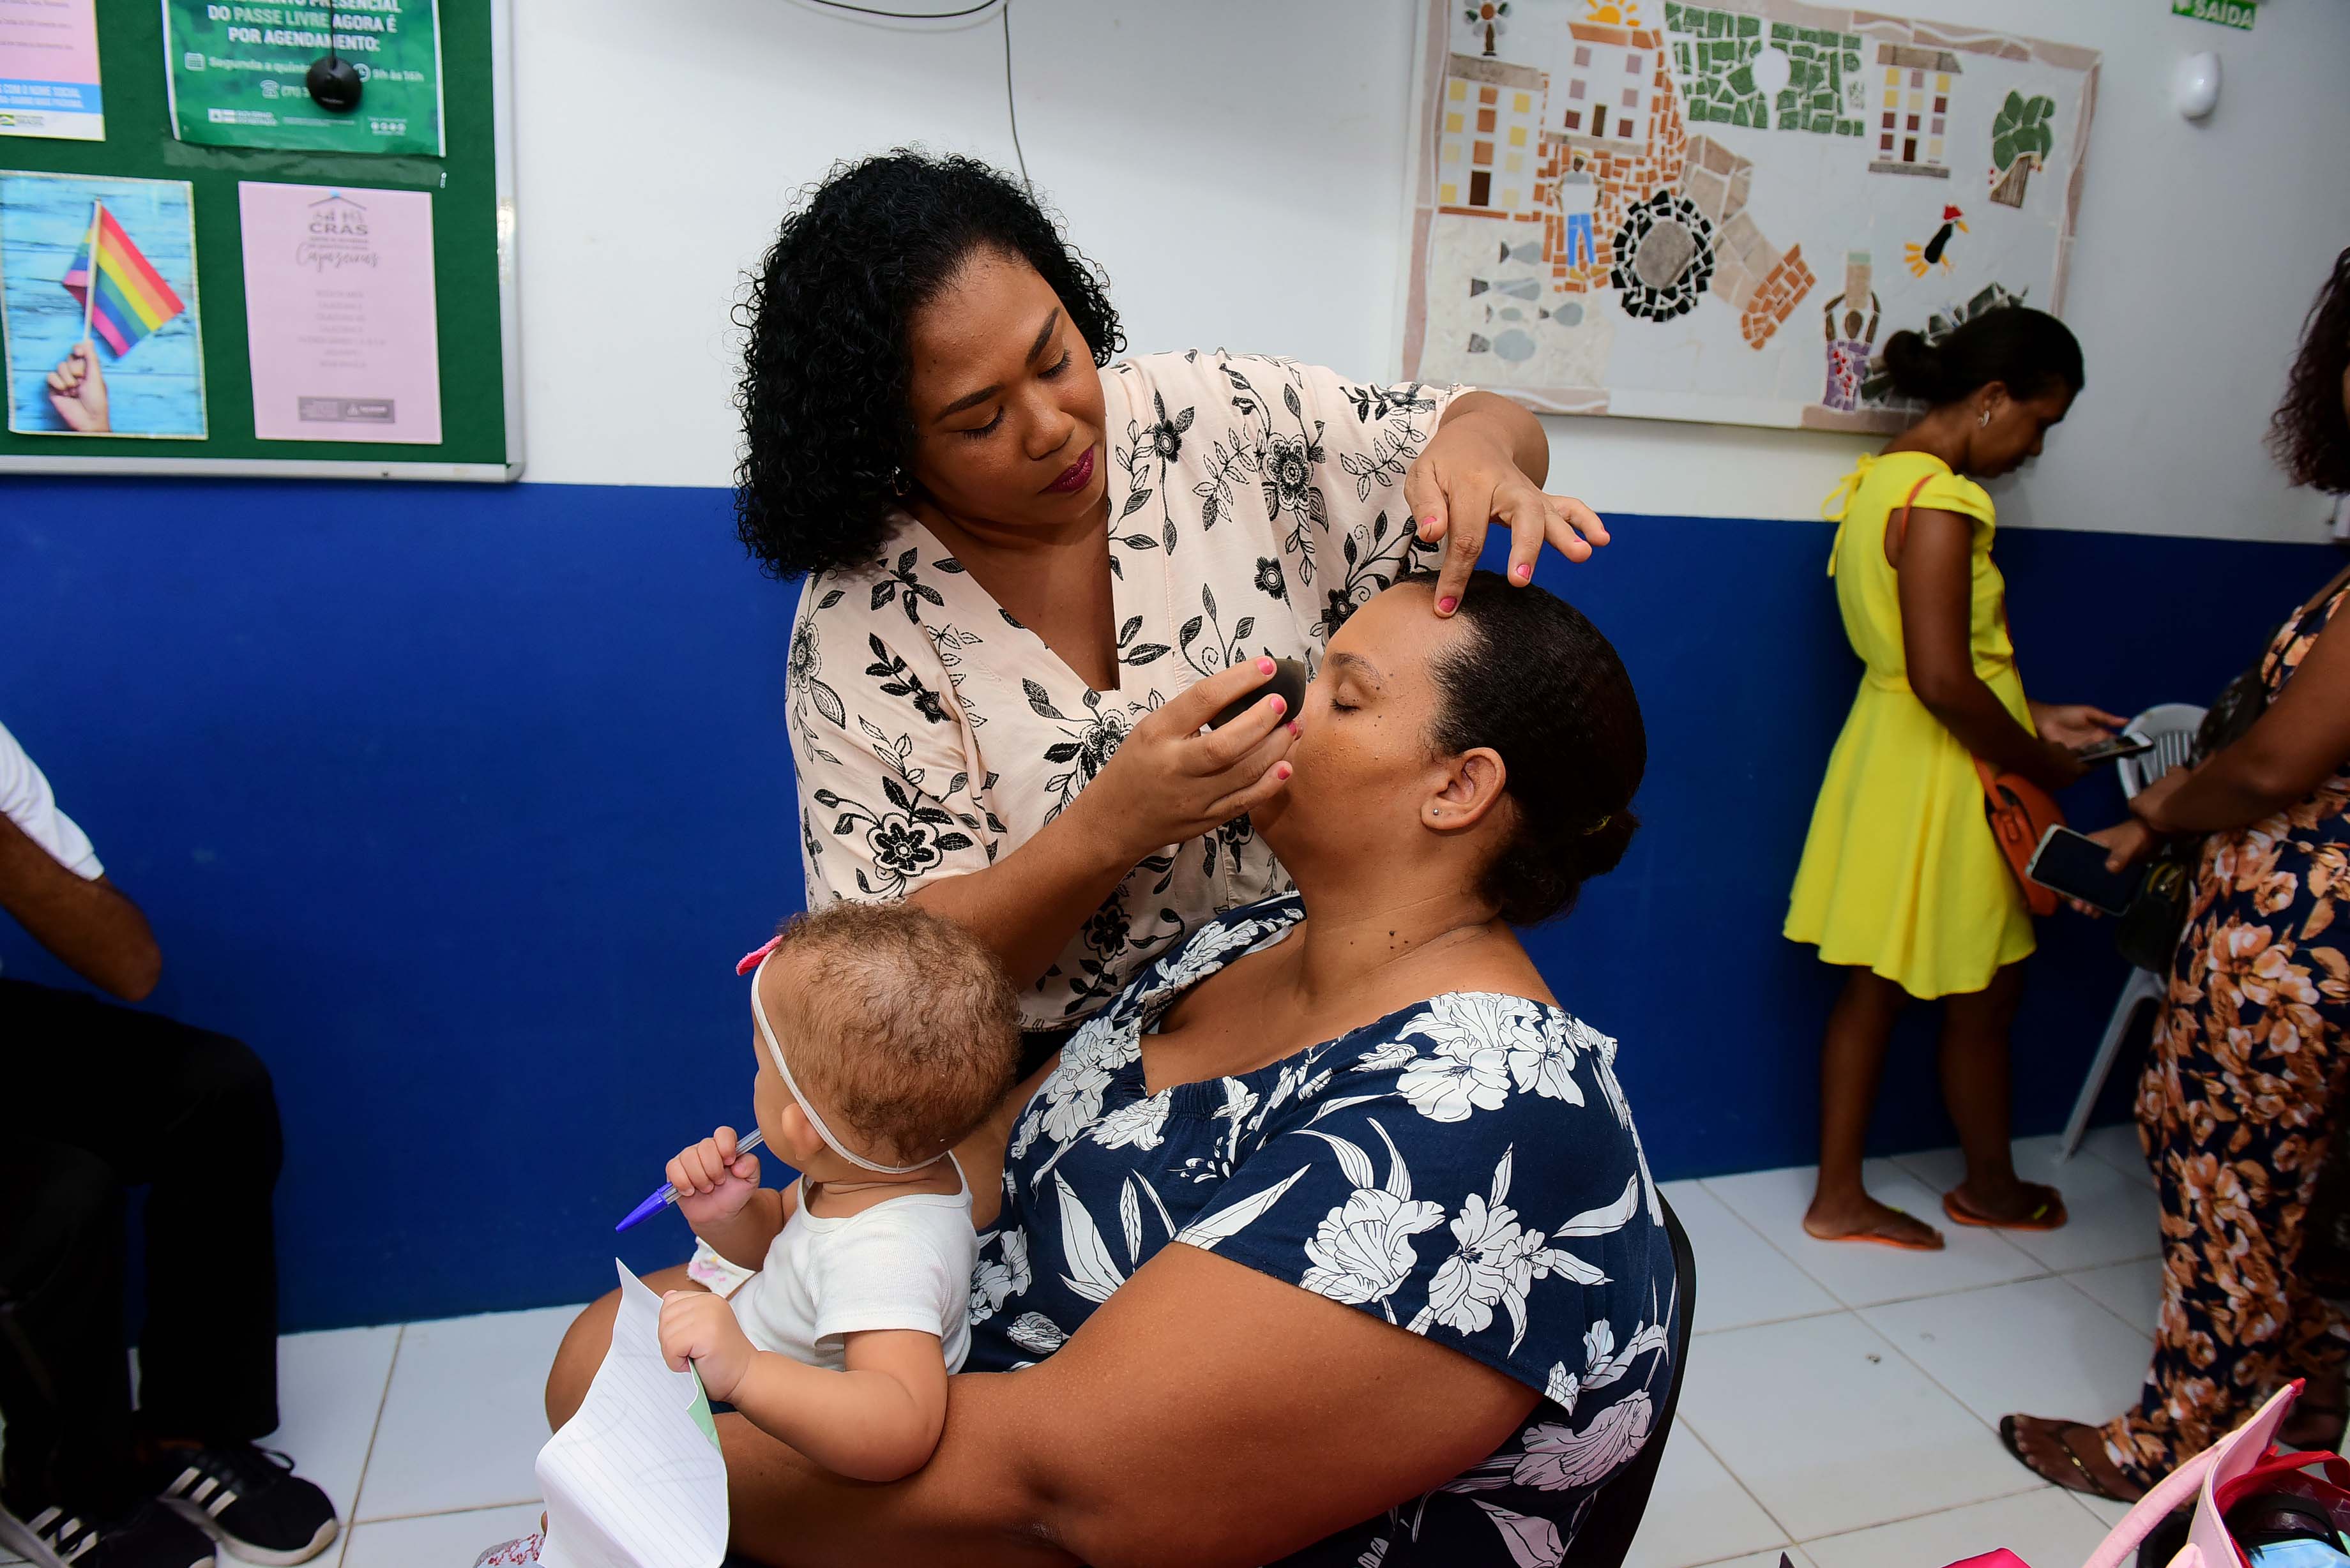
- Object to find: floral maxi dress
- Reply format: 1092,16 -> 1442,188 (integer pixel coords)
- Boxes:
785,352 -> 1461,1030
2099,577 -> 2350,1486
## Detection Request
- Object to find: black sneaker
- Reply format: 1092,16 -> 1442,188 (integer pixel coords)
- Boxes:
149,1446 -> 336,1566
0,1500 -> 214,1568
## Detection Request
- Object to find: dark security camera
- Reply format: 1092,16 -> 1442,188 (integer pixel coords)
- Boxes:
305,53 -> 363,113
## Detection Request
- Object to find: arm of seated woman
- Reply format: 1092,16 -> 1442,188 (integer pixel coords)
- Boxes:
660,1291 -> 949,1484
720,1244 -> 1539,1568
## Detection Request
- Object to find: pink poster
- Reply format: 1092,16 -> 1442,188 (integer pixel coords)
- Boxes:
239,182 -> 442,444
0,0 -> 103,140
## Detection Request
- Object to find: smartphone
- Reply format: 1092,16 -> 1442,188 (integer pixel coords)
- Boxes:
2074,734 -> 2155,765
2246,1538 -> 2350,1567
2026,825 -> 2142,915
1208,657 -> 1310,730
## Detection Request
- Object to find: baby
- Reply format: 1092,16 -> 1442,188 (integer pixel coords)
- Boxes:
655,900 -> 1020,1482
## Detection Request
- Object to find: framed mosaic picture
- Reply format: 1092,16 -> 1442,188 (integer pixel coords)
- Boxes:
1404,0 -> 2098,432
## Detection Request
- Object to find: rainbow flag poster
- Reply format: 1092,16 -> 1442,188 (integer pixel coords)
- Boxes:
63,204 -> 186,357
1,171 -> 206,438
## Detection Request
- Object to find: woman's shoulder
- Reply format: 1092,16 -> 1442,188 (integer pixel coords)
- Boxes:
1874,451 -> 1994,526
1110,347 -> 1287,382
1227,986 -> 1658,1278
794,518 -> 983,652
1105,347 -> 1232,405
1339,988 -> 1622,1099
1105,348 -> 1287,421
1109,349 -> 1432,416
1108,894 -> 1305,1020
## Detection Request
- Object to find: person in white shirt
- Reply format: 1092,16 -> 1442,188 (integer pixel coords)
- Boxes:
548,900 -> 1017,1483
0,720 -> 338,1568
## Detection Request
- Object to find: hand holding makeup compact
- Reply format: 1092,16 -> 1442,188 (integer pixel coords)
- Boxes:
1208,658 -> 1308,730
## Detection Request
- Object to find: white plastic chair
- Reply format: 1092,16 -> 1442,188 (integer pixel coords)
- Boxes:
2058,702 -> 2208,1160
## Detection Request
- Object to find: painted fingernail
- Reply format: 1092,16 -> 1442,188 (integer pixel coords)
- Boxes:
1287,721 -> 1301,737
1276,762 -> 1293,780
1513,562 -> 1533,581
1268,695 -> 1287,716
1437,596 -> 1459,615
1257,656 -> 1276,674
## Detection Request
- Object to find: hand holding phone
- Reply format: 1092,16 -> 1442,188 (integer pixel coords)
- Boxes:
2027,825 -> 2144,916
2073,734 -> 2155,766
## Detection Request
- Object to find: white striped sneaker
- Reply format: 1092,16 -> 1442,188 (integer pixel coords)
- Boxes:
0,1500 -> 211,1568
149,1446 -> 334,1567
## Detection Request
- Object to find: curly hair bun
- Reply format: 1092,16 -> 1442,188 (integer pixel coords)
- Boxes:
1414,570 -> 1647,926
733,151 -> 1126,580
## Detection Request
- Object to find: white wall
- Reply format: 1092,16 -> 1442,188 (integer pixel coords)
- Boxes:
512,0 -> 2350,543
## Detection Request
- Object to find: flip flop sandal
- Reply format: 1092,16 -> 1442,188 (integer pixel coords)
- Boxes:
1944,1189 -> 2068,1232
1999,1415 -> 2139,1503
1807,1209 -> 1946,1251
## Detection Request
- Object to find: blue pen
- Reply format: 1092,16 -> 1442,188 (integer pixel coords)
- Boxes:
614,1128 -> 766,1233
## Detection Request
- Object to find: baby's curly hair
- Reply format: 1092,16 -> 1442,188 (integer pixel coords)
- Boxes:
733,150 -> 1126,580
762,901 -> 1022,1166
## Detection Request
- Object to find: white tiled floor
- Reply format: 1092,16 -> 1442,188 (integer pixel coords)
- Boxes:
1648,1131 -> 2164,1568
24,1135 -> 2161,1568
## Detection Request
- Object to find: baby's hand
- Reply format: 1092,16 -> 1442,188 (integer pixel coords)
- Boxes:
668,1126 -> 761,1228
659,1290 -> 754,1400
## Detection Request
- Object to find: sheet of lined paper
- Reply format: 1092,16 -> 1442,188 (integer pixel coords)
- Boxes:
536,1260 -> 728,1568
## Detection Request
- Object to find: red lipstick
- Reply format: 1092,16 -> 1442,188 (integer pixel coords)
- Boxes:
1045,447 -> 1095,495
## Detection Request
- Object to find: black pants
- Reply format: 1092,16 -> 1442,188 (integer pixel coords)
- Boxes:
0,980 -> 284,1519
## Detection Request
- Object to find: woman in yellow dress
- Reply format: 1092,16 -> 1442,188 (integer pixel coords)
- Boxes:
1787,308 -> 2119,1251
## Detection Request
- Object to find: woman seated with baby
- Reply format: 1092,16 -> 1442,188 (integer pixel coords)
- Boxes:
542,570 -> 1672,1566
539,152 -> 1672,1565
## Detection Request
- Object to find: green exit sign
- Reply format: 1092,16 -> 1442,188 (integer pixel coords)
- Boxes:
2173,0 -> 2254,29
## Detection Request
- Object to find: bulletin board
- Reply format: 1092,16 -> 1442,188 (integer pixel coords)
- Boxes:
1403,0 -> 2096,433
0,0 -> 519,479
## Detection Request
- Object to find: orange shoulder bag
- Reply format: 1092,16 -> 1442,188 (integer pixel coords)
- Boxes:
1888,474 -> 2063,919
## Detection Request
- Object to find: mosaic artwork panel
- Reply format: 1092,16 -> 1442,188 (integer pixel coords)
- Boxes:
1402,0 -> 2098,432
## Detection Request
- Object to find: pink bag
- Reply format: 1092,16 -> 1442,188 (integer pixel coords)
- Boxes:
1943,1380 -> 2322,1568
2087,1380 -> 2308,1568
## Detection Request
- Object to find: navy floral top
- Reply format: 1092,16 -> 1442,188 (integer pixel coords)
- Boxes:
965,896 -> 1678,1565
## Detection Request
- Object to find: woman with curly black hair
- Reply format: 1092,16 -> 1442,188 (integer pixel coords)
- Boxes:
748,150 -> 1606,1057
2003,248 -> 2350,1500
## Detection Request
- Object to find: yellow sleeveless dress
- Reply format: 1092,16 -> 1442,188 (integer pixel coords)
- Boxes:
1784,451 -> 2036,999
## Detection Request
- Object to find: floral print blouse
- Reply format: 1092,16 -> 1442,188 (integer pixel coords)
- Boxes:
785,352 -> 1462,1028
964,896 -> 1678,1565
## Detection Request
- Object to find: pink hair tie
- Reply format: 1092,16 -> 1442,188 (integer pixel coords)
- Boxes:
736,936 -> 782,976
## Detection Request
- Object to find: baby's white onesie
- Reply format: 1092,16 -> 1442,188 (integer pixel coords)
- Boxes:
695,1166 -> 975,1373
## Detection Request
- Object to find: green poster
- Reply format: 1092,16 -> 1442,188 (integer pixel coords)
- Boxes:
162,0 -> 444,155
2171,0 -> 2254,30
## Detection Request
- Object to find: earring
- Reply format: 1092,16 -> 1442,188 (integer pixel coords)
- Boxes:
1978,409 -> 1991,428
890,468 -> 913,497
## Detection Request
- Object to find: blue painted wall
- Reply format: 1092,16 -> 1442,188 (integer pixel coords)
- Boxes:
0,478 -> 2334,1330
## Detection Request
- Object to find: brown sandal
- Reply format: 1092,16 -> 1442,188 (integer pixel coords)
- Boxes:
2000,1415 -> 2142,1502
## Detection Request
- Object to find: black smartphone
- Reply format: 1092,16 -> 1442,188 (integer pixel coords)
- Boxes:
2074,734 -> 2155,765
1208,657 -> 1310,730
2026,825 -> 2142,915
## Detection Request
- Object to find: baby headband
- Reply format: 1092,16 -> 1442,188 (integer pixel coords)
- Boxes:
736,936 -> 941,1177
